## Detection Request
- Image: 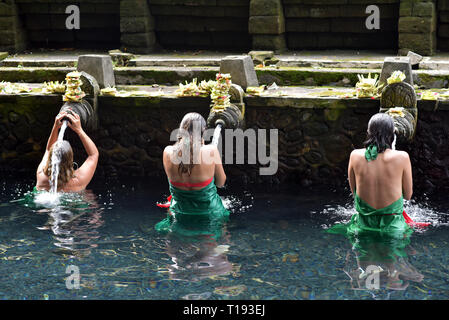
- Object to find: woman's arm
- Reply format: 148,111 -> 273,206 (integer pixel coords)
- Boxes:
401,152 -> 413,200
36,111 -> 67,176
348,151 -> 356,194
212,146 -> 226,188
67,113 -> 99,189
162,146 -> 173,179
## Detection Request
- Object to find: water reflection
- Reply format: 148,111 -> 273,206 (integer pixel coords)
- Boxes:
164,228 -> 233,282
342,232 -> 424,292
32,190 -> 104,258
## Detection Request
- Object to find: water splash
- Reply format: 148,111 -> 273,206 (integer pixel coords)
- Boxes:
211,124 -> 222,146
33,120 -> 69,207
222,190 -> 254,214
403,199 -> 448,230
50,120 -> 68,194
318,197 -> 447,230
34,192 -> 61,208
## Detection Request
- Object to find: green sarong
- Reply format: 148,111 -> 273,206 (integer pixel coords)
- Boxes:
155,178 -> 230,241
327,189 -> 413,262
328,188 -> 412,236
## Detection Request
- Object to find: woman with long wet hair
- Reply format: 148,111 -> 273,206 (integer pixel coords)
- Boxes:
155,112 -> 229,239
36,110 -> 99,193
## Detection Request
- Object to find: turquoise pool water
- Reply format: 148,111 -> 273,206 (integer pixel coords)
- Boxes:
0,178 -> 448,300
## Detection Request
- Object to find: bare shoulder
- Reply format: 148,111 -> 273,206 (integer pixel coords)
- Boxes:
164,145 -> 174,154
350,148 -> 365,160
163,145 -> 175,159
387,149 -> 410,161
392,150 -> 410,165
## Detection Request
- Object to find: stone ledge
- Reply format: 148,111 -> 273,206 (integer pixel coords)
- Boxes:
0,67 -> 449,88
2,85 -> 449,111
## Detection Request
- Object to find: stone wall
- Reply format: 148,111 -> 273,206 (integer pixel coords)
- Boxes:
1,94 -> 449,195
120,0 -> 156,53
399,0 -> 437,55
0,0 -> 26,52
147,0 -> 251,50
2,0 -> 449,54
249,0 -> 286,51
15,0 -> 121,49
438,0 -> 449,51
283,0 -> 400,50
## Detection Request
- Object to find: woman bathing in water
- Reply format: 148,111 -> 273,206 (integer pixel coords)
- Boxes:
328,112 -> 426,289
155,112 -> 229,239
348,112 -> 412,231
35,110 -> 99,193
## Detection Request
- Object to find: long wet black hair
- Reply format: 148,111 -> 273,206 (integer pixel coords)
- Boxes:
175,112 -> 206,175
364,113 -> 395,153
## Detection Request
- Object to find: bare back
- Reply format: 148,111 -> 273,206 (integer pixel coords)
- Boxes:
36,165 -> 96,193
163,144 -> 226,191
348,148 -> 413,209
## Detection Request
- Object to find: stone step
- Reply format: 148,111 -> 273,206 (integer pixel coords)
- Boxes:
0,55 -> 387,68
0,51 -> 100,67
1,65 -> 449,88
3,51 -> 449,71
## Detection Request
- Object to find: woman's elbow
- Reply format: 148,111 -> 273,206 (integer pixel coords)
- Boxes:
404,190 -> 413,201
216,175 -> 226,188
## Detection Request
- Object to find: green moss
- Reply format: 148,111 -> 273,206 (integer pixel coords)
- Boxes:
134,97 -> 161,106
324,101 -> 347,121
256,68 -> 362,86
308,90 -> 355,98
114,67 -> 217,85
416,73 -> 449,87
0,67 -> 72,83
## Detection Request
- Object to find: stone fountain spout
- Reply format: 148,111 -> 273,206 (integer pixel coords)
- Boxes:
58,55 -> 115,133
379,81 -> 418,144
59,99 -> 97,132
206,83 -> 245,131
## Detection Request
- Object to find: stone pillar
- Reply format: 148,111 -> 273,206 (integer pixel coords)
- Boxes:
249,0 -> 286,52
398,0 -> 437,56
438,0 -> 449,51
120,0 -> 157,54
0,0 -> 26,53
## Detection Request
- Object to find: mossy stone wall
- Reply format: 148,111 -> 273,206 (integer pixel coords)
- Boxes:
1,94 -> 449,195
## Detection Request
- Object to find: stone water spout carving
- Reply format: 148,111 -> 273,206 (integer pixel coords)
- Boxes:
57,54 -> 114,133
59,71 -> 99,132
207,84 -> 245,131
206,73 -> 245,131
58,71 -> 98,132
379,81 -> 417,143
206,55 -> 256,131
